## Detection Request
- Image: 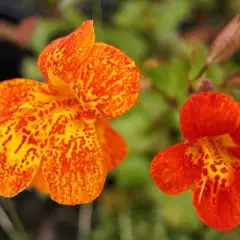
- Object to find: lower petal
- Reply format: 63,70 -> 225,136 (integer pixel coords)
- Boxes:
0,103 -> 42,196
36,114 -> 107,205
95,120 -> 127,170
150,142 -> 201,195
192,180 -> 240,230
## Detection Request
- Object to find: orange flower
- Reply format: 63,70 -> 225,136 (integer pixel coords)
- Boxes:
0,20 -> 140,205
150,92 -> 240,231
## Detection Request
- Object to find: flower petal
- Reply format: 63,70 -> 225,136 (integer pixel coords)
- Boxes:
150,142 -> 201,195
38,20 -> 140,119
38,20 -> 95,95
180,92 -> 240,140
191,135 -> 240,230
69,42 -> 140,119
0,78 -> 59,112
33,112 -> 107,204
0,95 -> 80,197
192,180 -> 240,230
95,120 -> 127,170
31,165 -> 49,194
0,103 -> 42,196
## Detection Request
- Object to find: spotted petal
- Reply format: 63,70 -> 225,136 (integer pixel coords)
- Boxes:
95,120 -> 127,170
189,134 -> 240,230
38,20 -> 140,119
180,92 -> 240,140
38,20 -> 95,95
31,165 -> 49,194
32,112 -> 107,205
192,180 -> 240,230
150,142 -> 201,194
69,42 -> 140,119
0,78 -> 59,112
0,102 -> 42,196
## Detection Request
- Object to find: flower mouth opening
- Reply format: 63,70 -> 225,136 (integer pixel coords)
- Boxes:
186,134 -> 240,204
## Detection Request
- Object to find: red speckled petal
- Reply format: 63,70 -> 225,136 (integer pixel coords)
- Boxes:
95,120 -> 127,170
0,94 -> 81,197
0,103 -> 43,196
231,105 -> 240,144
190,135 -> 240,230
150,142 -> 201,194
0,78 -> 59,112
31,165 -> 49,194
180,92 -> 240,141
69,42 -> 140,119
38,20 -> 140,119
38,20 -> 95,95
192,180 -> 240,230
33,113 -> 106,205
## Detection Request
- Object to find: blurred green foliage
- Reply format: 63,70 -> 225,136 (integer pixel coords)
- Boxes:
17,0 -> 240,239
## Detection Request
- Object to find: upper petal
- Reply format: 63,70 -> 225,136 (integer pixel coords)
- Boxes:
69,42 -> 140,119
38,20 -> 140,119
180,92 -> 240,140
95,120 -> 127,170
150,142 -> 201,195
38,20 -> 95,95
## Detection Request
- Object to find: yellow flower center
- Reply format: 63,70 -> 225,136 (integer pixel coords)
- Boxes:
186,134 -> 239,203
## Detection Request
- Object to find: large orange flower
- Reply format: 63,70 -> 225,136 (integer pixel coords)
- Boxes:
0,20 -> 140,205
150,92 -> 240,231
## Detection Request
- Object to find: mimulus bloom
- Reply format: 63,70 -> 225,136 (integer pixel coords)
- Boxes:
151,92 -> 240,230
0,20 -> 140,204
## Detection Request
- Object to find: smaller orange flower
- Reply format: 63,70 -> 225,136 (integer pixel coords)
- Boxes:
0,20 -> 140,205
151,92 -> 240,231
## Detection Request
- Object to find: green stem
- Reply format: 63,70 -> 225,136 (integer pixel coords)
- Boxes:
118,210 -> 133,240
1,198 -> 31,240
153,209 -> 168,240
191,63 -> 209,81
78,203 -> 93,240
152,86 -> 178,109
188,63 -> 209,94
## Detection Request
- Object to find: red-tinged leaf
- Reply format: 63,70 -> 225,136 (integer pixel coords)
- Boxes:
206,14 -> 240,65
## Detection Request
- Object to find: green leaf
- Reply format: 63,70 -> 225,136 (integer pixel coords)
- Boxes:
20,57 -> 43,82
206,64 -> 225,85
95,26 -> 148,64
113,1 -> 148,31
153,0 -> 192,38
204,227 -> 240,240
29,19 -> 70,54
138,89 -> 168,119
188,44 -> 208,80
115,155 -> 150,188
143,58 -> 189,104
111,107 -> 153,154
161,190 -> 201,231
